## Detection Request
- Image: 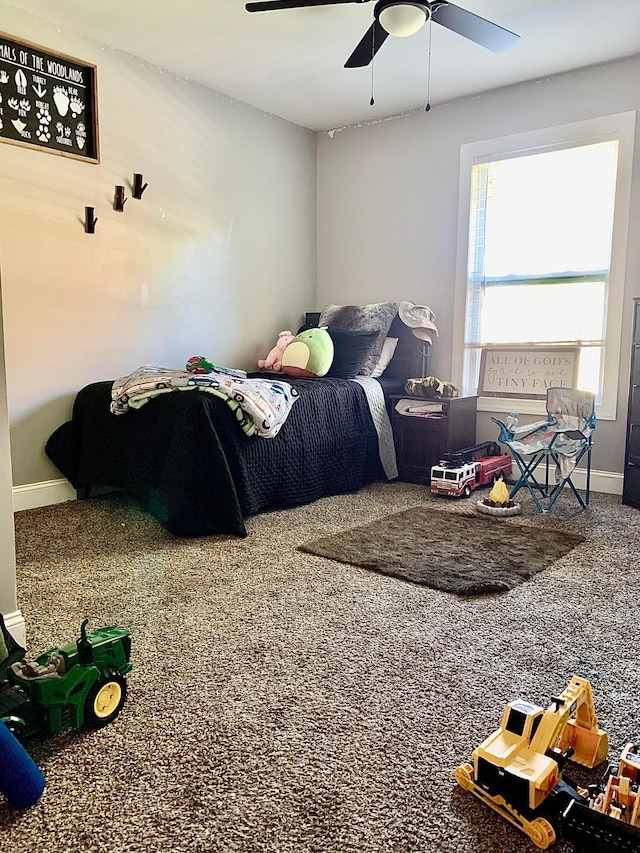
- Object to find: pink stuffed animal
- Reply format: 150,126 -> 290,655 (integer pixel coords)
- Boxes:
257,330 -> 295,372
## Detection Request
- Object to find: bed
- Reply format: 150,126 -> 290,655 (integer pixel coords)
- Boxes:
45,308 -> 426,538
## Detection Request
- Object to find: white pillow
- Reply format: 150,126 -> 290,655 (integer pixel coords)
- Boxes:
371,337 -> 399,378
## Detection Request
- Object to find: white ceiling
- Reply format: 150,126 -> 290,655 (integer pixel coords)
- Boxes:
7,0 -> 640,131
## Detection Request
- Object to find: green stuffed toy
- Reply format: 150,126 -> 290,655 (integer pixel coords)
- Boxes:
281,327 -> 334,378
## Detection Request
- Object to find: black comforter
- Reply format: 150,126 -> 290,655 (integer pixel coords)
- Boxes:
45,376 -> 389,537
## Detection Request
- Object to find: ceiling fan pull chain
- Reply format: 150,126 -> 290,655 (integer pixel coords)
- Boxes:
425,15 -> 432,111
370,25 -> 376,105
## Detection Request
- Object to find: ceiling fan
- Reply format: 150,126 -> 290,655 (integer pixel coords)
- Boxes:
244,1 -> 520,68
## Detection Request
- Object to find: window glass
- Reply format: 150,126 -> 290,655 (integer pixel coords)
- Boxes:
481,283 -> 606,344
480,143 -> 617,280
505,707 -> 527,736
530,713 -> 543,741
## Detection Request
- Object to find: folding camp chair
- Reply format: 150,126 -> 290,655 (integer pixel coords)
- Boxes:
492,387 -> 596,514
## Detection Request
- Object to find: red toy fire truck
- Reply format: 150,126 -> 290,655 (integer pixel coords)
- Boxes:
430,441 -> 512,498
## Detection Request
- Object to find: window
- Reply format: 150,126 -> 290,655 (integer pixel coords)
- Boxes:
505,706 -> 528,737
453,113 -> 635,420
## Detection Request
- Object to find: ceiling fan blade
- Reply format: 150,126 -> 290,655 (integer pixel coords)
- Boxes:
246,0 -> 365,12
432,2 -> 520,53
344,20 -> 389,68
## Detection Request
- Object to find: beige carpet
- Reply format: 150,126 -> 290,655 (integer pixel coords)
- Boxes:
299,506 -> 585,594
2,483 -> 639,853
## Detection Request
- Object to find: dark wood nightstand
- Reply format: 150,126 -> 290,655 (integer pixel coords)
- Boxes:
390,395 -> 478,485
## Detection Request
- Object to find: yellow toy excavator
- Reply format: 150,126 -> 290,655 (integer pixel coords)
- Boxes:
455,675 -> 608,849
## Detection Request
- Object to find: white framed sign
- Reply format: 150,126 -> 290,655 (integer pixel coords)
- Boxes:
479,346 -> 579,399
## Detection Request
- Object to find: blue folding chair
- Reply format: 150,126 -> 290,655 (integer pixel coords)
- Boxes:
492,387 -> 596,514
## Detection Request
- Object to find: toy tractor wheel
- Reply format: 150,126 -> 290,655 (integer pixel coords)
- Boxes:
454,763 -> 474,791
84,670 -> 127,728
3,717 -> 26,739
527,817 -> 556,850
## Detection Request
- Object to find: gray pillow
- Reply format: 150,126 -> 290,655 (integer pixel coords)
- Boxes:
318,301 -> 398,375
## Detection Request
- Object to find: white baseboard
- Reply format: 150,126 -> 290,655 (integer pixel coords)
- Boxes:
12,478 -> 76,512
3,609 -> 26,648
11,470 -> 624,516
509,467 -> 623,496
576,468 -> 623,495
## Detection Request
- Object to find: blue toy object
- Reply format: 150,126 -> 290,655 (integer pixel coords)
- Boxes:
0,722 -> 45,808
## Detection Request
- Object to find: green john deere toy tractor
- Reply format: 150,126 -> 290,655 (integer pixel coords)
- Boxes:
0,614 -> 132,739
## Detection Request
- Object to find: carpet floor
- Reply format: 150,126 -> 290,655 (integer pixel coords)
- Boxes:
2,482 -> 639,853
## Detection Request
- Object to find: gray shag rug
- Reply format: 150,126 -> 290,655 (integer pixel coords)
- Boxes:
2,483 -> 640,853
298,506 -> 585,594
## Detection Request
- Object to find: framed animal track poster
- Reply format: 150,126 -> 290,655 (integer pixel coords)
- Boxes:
0,31 -> 99,163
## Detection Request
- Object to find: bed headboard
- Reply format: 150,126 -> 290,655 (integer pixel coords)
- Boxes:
384,314 -> 416,380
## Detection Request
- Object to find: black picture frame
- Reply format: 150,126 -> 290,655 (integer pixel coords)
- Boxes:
0,31 -> 99,163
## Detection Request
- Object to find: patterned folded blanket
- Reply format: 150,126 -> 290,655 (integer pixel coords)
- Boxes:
111,365 -> 298,438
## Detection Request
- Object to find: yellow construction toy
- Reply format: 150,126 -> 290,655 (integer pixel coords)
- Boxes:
455,675 -> 608,849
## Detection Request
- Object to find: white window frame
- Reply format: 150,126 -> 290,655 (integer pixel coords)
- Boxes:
452,111 -> 636,421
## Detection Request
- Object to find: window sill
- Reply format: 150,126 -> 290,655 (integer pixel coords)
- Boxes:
477,396 -> 614,421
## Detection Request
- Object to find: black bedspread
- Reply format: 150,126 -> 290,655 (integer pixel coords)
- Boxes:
45,376 -> 387,538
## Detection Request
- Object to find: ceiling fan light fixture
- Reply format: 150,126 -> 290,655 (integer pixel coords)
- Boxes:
378,2 -> 428,38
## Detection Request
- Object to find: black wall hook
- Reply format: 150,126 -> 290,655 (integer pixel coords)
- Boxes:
85,206 -> 98,234
114,185 -> 127,212
133,173 -> 148,199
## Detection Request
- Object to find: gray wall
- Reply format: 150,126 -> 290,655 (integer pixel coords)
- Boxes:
0,4 -> 317,487
317,55 -> 640,477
